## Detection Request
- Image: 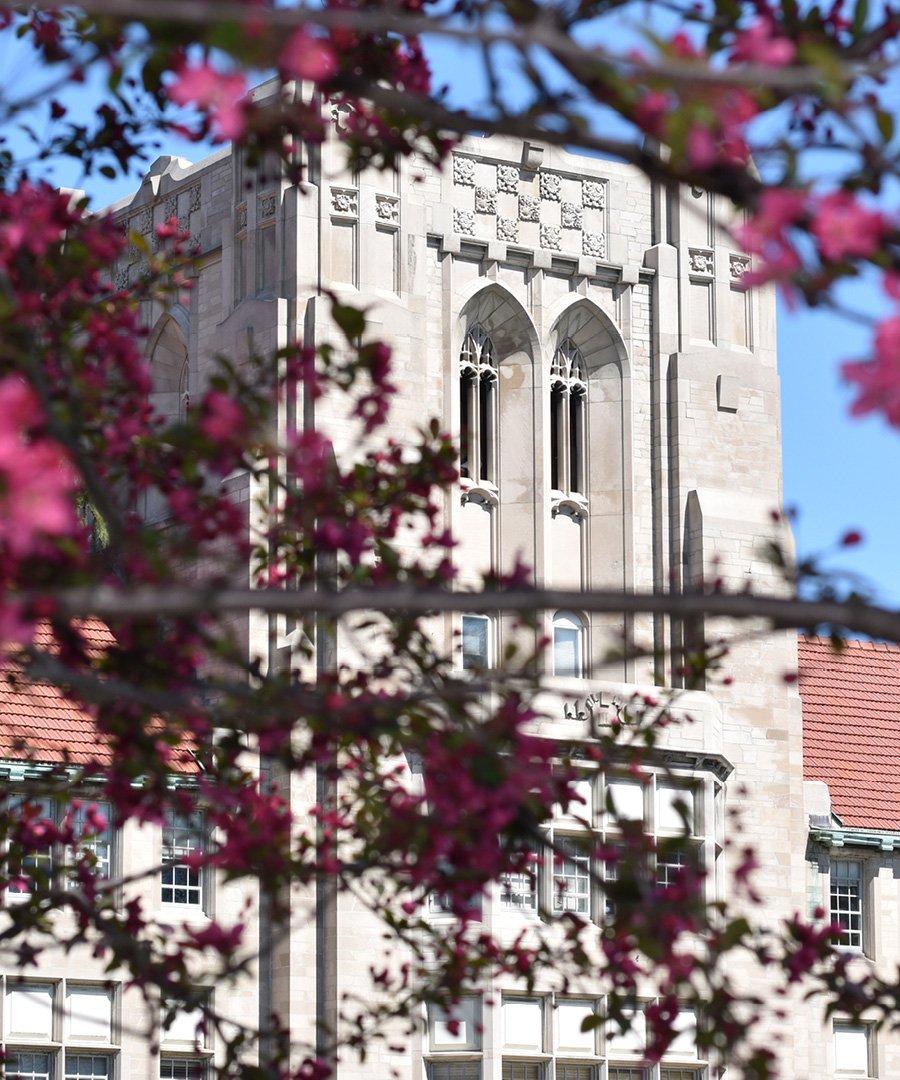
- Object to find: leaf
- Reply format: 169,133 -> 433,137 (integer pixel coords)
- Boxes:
331,302 -> 367,341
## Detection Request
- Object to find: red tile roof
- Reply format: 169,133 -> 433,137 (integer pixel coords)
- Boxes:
799,635 -> 900,830
0,621 -> 195,773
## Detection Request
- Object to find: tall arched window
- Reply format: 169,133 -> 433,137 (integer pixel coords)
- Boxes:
459,326 -> 498,488
550,339 -> 587,499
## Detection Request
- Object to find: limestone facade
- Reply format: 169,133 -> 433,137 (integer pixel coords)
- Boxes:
2,80 -> 877,1080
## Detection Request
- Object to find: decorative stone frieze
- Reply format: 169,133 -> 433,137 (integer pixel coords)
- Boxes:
452,155 -> 475,186
497,165 -> 519,193
376,194 -> 400,225
582,232 -> 605,258
235,202 -> 248,231
164,195 -> 178,220
561,202 -> 582,230
137,208 -> 153,235
730,254 -> 750,279
453,208 -> 476,235
540,224 -> 562,250
475,187 -> 497,215
582,180 -> 605,209
518,194 -> 540,222
189,183 -> 202,213
540,172 -> 561,201
330,188 -> 358,217
258,193 -> 277,219
689,249 -> 714,275
497,217 -> 518,242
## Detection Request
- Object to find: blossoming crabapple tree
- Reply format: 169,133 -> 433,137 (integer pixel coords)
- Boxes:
2,1 -> 900,1078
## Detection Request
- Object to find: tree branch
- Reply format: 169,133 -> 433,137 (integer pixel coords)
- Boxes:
35,585 -> 900,642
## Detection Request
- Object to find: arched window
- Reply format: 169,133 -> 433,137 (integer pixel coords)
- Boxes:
552,611 -> 585,678
550,339 -> 587,499
459,326 -> 498,487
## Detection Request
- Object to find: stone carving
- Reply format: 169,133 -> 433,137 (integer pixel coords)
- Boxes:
475,187 -> 497,215
115,266 -> 129,291
190,184 -> 202,213
583,180 -> 606,209
540,224 -> 562,250
258,193 -> 277,219
453,208 -> 476,235
137,208 -> 153,235
331,101 -> 354,131
125,240 -> 140,264
235,202 -> 248,231
689,249 -> 714,275
497,217 -> 518,242
730,254 -> 750,279
164,195 -> 178,221
518,194 -> 540,222
376,194 -> 399,224
582,232 -> 606,258
177,215 -> 190,236
330,188 -> 358,216
561,202 -> 582,229
540,172 -> 561,201
452,155 -> 475,186
497,165 -> 519,194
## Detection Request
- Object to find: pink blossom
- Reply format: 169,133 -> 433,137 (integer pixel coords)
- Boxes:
168,62 -> 248,142
730,19 -> 796,67
811,191 -> 888,262
198,390 -> 245,442
843,312 -> 900,426
0,377 -> 77,557
279,28 -> 338,82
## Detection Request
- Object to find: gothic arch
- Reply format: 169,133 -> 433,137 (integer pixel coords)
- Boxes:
455,282 -> 540,363
147,312 -> 189,423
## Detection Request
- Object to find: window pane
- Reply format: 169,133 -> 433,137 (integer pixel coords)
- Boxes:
660,1071 -> 699,1080
65,1057 -> 109,1080
656,848 -> 696,892
429,1064 -> 481,1080
9,798 -> 54,895
607,1006 -> 645,1053
67,802 -> 112,883
162,810 -> 204,906
608,1070 -> 645,1080
657,786 -> 695,833
553,628 -> 580,678
834,1023 -> 870,1074
831,861 -> 863,950
66,986 -> 112,1042
7,1053 -> 52,1080
163,1000 -> 207,1048
428,998 -> 481,1051
503,999 -> 543,1050
159,1061 -> 205,1080
555,1001 -> 595,1053
500,861 -> 538,912
462,616 -> 489,669
8,984 -> 54,1039
556,1067 -> 593,1080
552,838 -> 590,915
502,1063 -> 542,1080
606,781 -> 644,823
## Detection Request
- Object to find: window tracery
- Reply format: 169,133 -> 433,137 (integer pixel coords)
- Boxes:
550,339 -> 587,511
459,326 -> 498,498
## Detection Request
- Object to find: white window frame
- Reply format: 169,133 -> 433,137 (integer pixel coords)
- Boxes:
552,612 -> 585,679
6,797 -> 114,900
549,339 -> 588,508
830,859 -> 864,952
461,614 -> 493,670
161,808 -> 206,910
834,1020 -> 874,1077
424,997 -> 483,1080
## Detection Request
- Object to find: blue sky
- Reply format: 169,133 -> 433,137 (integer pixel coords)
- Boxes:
3,25 -> 898,618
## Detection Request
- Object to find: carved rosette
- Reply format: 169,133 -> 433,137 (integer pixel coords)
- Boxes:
452,155 -> 475,186
497,165 -> 519,194
453,208 -> 476,236
582,180 -> 606,210
330,187 -> 358,217
518,194 -> 540,222
689,249 -> 714,275
561,202 -> 582,230
475,187 -> 497,215
540,172 -> 561,201
375,194 -> 400,226
540,224 -> 562,250
730,254 -> 750,280
258,193 -> 277,219
497,217 -> 518,242
582,232 -> 606,258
